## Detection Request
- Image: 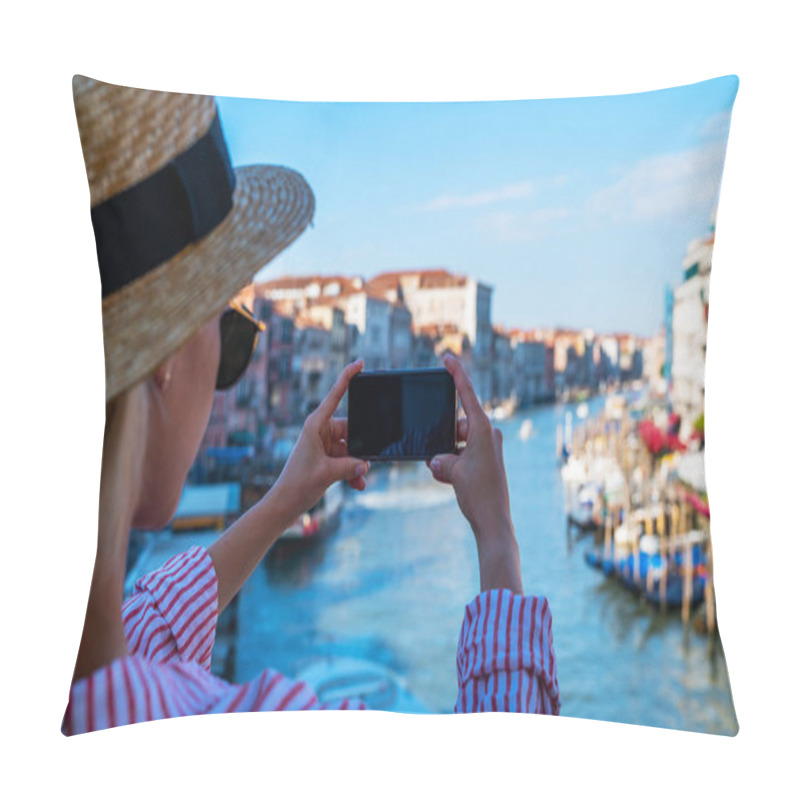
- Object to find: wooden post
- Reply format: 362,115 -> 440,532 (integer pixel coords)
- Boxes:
631,503 -> 640,588
681,531 -> 693,625
604,505 -> 613,563
556,424 -> 563,460
705,534 -> 716,635
658,507 -> 667,612
644,513 -> 654,593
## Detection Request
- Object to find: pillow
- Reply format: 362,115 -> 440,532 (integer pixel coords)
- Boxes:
67,74 -> 738,736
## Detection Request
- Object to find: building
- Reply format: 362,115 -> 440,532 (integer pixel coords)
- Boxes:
410,324 -> 438,369
291,303 -> 349,418
508,329 -> 550,406
292,314 -> 332,420
490,326 -> 514,407
642,329 -> 667,395
368,269 -> 493,402
254,295 -> 295,429
671,211 -> 715,438
258,274 -> 411,372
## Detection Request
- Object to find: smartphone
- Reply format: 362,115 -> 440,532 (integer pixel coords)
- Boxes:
347,368 -> 457,461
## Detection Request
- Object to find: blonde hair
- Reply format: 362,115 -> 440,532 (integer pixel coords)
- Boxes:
97,383 -> 150,555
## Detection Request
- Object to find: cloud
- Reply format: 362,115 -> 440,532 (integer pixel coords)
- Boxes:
405,173 -> 572,215
479,206 -> 571,242
585,139 -> 729,223
415,181 -> 536,212
699,110 -> 733,141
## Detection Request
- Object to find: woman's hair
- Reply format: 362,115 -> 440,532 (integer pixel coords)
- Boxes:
98,384 -> 150,545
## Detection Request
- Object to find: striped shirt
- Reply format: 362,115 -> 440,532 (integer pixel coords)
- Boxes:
64,546 -> 559,734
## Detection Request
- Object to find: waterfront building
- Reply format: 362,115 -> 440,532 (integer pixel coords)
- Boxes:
292,313 -> 333,420
672,212 -> 715,439
346,322 -> 360,364
508,329 -> 550,406
545,343 -> 555,399
664,284 -> 674,400
591,339 -> 613,387
616,333 -> 643,382
340,289 -> 393,370
291,303 -> 348,417
389,303 -> 413,369
597,335 -> 621,384
258,274 -> 410,372
490,326 -> 514,407
642,329 -> 667,395
367,268 -> 493,402
552,329 -> 591,393
410,324 -> 439,369
257,296 -> 295,428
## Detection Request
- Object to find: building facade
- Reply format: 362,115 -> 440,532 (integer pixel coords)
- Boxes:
672,220 -> 714,438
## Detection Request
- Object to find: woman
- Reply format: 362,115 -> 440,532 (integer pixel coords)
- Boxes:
64,76 -> 559,734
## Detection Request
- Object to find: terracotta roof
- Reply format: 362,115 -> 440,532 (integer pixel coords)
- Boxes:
412,321 -> 461,338
368,268 -> 469,293
257,275 -> 365,296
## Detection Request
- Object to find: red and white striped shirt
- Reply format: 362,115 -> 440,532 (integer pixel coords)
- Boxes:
63,546 -> 559,734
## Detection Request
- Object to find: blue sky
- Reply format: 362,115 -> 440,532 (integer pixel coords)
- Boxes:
218,75 -> 738,337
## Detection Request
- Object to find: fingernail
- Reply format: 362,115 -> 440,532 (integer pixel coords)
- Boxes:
431,458 -> 441,477
356,462 -> 367,476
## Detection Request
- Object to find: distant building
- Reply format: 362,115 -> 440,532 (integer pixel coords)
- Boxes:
410,325 -> 438,369
368,269 -> 493,402
389,303 -> 413,369
255,295 -> 295,429
490,326 -> 514,406
552,330 -> 590,393
292,315 -> 332,419
597,335 -> 621,383
341,290 -> 394,370
616,333 -> 643,382
258,274 -> 411,372
664,284 -> 674,396
301,303 -> 348,403
291,304 -> 348,418
642,329 -> 667,394
508,329 -> 550,405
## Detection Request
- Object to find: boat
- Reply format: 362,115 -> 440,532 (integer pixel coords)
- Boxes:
278,481 -> 344,542
519,419 -> 535,440
584,535 -> 707,609
295,656 -> 429,713
489,397 -> 517,420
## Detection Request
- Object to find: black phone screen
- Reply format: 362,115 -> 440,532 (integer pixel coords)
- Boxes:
347,369 -> 457,460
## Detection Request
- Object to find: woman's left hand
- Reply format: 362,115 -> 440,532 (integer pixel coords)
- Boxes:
271,360 -> 370,521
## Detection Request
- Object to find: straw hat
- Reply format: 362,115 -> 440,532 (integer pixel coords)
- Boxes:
72,75 -> 315,401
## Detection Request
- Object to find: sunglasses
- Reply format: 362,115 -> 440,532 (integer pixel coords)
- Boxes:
216,302 -> 266,391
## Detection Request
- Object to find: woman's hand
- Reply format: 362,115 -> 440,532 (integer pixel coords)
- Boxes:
427,353 -> 523,594
272,359 -> 370,522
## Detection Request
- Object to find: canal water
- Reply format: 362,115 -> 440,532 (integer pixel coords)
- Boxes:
235,398 -> 738,734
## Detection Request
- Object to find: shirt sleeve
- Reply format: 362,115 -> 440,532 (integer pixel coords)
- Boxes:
121,546 -> 219,671
454,588 -> 560,714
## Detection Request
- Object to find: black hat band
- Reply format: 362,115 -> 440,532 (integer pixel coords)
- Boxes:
91,111 -> 237,298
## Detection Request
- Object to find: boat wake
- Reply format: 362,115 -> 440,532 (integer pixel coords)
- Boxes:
351,484 -> 455,510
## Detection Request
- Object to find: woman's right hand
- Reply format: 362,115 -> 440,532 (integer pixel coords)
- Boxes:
428,354 -> 523,594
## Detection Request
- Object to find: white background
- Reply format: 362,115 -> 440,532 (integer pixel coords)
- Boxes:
2,0 -> 797,796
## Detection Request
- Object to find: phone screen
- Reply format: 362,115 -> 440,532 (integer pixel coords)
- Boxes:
347,369 -> 457,460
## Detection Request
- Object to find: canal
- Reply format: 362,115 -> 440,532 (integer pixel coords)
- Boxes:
234,397 -> 738,734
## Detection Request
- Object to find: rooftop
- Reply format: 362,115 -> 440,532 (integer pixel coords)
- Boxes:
368,268 -> 470,293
